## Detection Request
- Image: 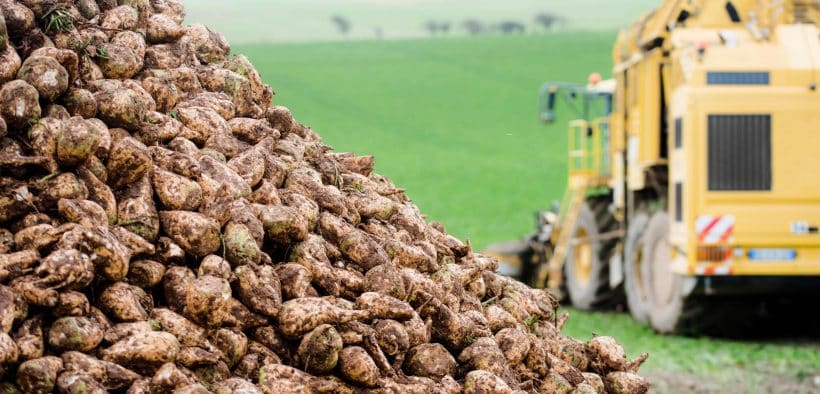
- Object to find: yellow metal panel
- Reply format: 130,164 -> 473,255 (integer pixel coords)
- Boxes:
611,151 -> 626,209
684,87 -> 820,275
638,0 -> 682,48
638,49 -> 663,165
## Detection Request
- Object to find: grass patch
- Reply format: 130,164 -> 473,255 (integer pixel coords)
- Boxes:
562,307 -> 820,391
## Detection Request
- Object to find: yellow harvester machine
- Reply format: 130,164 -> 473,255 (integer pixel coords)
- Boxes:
489,0 -> 820,334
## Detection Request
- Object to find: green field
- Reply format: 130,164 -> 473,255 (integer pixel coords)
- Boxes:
232,34 -> 820,392
562,309 -> 820,393
238,33 -> 614,248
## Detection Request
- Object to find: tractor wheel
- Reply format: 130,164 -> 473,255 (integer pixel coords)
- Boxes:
624,212 -> 650,324
641,211 -> 819,336
641,211 -> 685,333
564,197 -> 621,310
642,211 -> 735,334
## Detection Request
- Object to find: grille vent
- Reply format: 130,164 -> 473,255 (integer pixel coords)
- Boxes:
707,114 -> 771,191
707,72 -> 769,85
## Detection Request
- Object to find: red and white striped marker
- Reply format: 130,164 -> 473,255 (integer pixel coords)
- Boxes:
695,215 -> 735,244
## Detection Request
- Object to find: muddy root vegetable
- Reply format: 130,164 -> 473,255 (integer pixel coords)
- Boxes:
34,248 -> 94,291
126,259 -> 165,288
149,362 -> 193,393
0,250 -> 39,283
255,204 -> 309,245
149,309 -> 215,352
276,263 -> 317,300
94,88 -> 146,131
404,343 -> 456,381
180,275 -> 232,327
146,13 -> 184,43
463,370 -> 513,394
62,351 -> 140,391
18,56 -> 69,101
356,292 -> 414,320
234,264 -> 281,318
57,199 -> 107,228
14,315 -> 44,361
185,24 -> 230,64
0,332 -> 19,370
0,1 -> 646,389
297,324 -> 343,374
152,166 -> 202,211
458,337 -> 517,386
0,80 -> 40,129
214,378 -> 262,394
15,356 -> 63,394
0,48 -> 21,85
319,213 -> 388,271
374,319 -> 409,357
158,211 -> 221,257
338,346 -> 380,387
605,371 -> 650,394
224,222 -> 261,265
278,297 -> 370,338
52,291 -> 90,318
495,327 -> 531,365
211,328 -> 248,368
63,88 -> 97,118
56,372 -> 108,394
48,316 -> 104,352
100,331 -> 179,374
98,282 -> 151,322
588,335 -> 647,374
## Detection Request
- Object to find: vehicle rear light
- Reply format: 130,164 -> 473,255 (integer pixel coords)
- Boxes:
697,245 -> 730,262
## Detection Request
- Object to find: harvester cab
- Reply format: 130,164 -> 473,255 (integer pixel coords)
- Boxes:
538,77 -> 615,125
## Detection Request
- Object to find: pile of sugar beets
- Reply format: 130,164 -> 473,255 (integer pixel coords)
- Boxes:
0,1 -> 650,393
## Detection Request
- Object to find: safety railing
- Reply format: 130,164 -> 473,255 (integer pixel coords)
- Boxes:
567,117 -> 610,180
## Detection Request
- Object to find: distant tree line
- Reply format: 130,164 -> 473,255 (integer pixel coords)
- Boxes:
448,12 -> 567,37
330,11 -> 567,39
424,20 -> 451,35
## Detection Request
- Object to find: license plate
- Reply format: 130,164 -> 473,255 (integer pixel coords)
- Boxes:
748,249 -> 797,261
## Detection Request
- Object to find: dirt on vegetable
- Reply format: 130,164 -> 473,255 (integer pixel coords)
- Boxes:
0,1 -> 648,392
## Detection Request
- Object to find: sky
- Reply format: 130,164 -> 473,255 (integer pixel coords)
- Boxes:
184,0 -> 660,43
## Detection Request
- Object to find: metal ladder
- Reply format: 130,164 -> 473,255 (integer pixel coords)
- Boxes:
540,176 -> 588,290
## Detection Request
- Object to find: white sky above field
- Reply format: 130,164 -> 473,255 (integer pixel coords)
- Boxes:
185,0 -> 659,43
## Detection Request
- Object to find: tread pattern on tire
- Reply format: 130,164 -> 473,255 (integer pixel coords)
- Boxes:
643,212 -> 755,336
624,212 -> 650,323
565,196 -> 624,310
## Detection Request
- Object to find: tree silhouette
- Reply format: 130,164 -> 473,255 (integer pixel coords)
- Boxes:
424,20 -> 439,35
462,19 -> 484,35
331,15 -> 351,35
425,21 -> 452,36
439,21 -> 451,34
498,21 -> 526,34
534,12 -> 564,31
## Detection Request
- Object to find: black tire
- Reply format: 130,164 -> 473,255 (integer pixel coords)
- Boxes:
642,211 -> 683,333
641,212 -> 819,336
519,238 -> 542,288
624,212 -> 650,324
564,197 -> 621,310
642,211 -> 738,335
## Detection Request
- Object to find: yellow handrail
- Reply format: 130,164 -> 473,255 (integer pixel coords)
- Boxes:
567,117 -> 610,179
